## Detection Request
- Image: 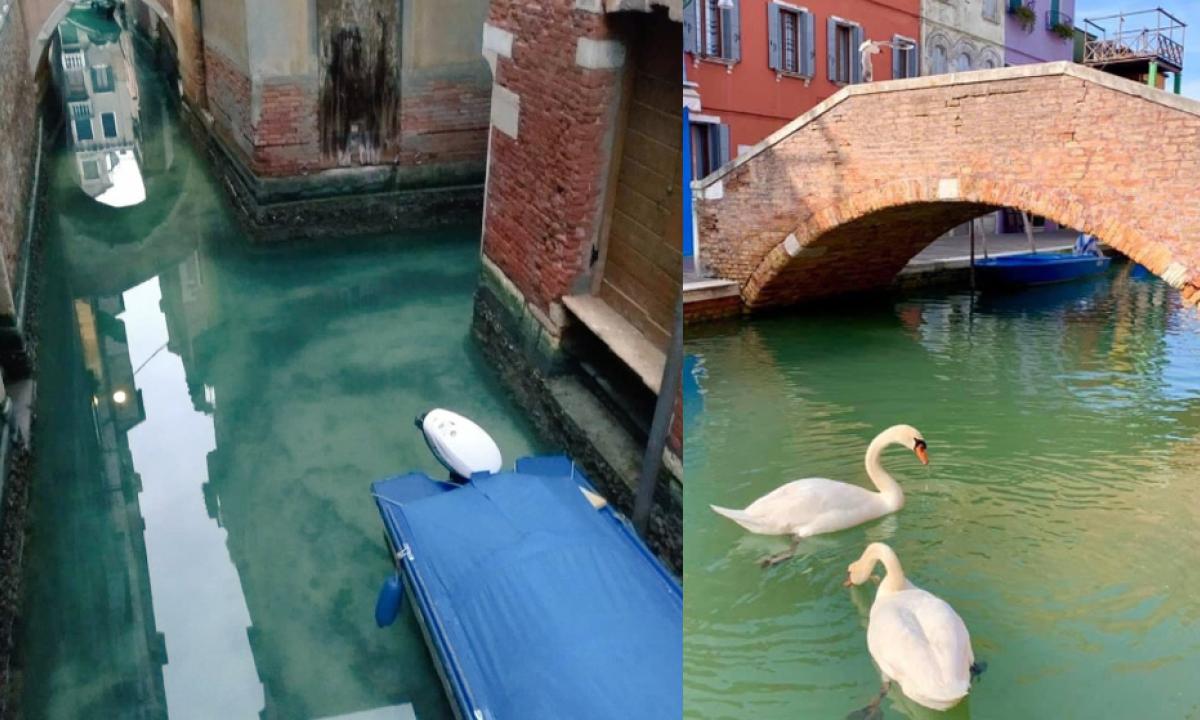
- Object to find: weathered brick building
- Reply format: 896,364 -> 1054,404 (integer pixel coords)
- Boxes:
69,0 -> 494,238
474,0 -> 683,567
0,4 -> 41,378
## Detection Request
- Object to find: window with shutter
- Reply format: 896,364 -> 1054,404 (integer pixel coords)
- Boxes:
74,118 -> 94,142
781,9 -> 798,73
91,65 -> 115,93
698,0 -> 740,63
829,19 -> 857,85
705,0 -> 724,58
770,4 -> 813,78
893,36 -> 918,79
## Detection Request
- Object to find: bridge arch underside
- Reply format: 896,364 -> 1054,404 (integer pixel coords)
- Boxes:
748,200 -> 996,308
741,180 -> 1196,311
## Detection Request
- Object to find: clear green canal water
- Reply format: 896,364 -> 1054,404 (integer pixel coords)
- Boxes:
18,35 -> 539,720
684,272 -> 1200,719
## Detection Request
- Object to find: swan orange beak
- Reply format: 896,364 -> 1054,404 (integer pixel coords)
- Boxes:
842,573 -> 853,588
914,442 -> 929,465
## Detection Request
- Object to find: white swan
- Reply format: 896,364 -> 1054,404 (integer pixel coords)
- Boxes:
845,542 -> 975,713
710,424 -> 928,539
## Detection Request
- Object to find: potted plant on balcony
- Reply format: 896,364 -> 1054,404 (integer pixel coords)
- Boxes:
1051,21 -> 1074,40
1014,4 -> 1037,31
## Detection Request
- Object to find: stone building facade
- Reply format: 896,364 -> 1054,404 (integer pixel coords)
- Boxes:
920,0 -> 1005,74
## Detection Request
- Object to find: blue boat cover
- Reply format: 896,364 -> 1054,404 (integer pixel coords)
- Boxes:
372,456 -> 682,720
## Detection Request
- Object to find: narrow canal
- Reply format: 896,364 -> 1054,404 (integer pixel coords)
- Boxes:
684,270 -> 1200,718
16,23 -> 540,720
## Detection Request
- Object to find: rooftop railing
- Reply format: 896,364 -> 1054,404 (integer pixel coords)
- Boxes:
1083,7 -> 1186,71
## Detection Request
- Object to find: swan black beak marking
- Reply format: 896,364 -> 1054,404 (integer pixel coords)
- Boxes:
914,439 -> 929,465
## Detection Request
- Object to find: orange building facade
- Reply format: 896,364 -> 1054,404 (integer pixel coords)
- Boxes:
685,0 -> 921,175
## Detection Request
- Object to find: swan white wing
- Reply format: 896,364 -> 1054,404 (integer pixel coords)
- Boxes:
741,478 -> 886,535
868,588 -> 973,709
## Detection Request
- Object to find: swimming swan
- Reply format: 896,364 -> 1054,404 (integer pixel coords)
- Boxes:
844,542 -> 976,714
709,424 -> 927,541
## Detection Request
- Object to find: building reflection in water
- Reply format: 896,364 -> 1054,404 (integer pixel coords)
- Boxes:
120,276 -> 265,717
53,6 -> 146,207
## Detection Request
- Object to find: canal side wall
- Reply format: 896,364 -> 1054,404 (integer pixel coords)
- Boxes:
145,0 -> 496,241
0,5 -> 40,377
0,5 -> 44,701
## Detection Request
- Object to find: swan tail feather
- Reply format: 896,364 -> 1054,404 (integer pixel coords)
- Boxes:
710,504 -> 777,534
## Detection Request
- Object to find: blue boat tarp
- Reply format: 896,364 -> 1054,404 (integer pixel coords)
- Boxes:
975,252 -> 1110,286
372,456 -> 682,720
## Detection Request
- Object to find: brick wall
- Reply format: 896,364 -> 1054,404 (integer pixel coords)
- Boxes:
696,65 -> 1200,310
0,8 -> 37,292
480,1 -> 625,313
253,81 -> 320,176
684,294 -> 742,322
204,44 -> 254,158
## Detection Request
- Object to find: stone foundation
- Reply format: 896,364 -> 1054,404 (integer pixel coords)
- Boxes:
471,264 -> 682,573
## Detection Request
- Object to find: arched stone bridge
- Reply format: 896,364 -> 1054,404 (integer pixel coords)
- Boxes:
694,62 -> 1200,311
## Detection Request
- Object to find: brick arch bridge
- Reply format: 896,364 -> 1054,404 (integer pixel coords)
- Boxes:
695,62 -> 1200,311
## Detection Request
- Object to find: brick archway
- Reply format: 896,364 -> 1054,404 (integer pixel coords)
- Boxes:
696,62 -> 1200,311
743,177 -> 1185,308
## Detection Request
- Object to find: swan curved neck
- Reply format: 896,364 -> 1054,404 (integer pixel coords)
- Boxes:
865,430 -> 905,509
866,543 -> 909,594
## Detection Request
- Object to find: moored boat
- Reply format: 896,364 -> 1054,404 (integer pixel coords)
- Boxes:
371,410 -> 682,720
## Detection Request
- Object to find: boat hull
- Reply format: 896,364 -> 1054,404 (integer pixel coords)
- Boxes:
975,253 -> 1111,287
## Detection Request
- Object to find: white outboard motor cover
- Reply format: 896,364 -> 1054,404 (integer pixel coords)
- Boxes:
418,408 -> 503,479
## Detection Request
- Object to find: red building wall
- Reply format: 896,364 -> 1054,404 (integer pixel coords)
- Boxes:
688,0 -> 920,152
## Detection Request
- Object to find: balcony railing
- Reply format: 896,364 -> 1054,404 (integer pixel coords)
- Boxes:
1083,8 -> 1186,72
1046,10 -> 1073,32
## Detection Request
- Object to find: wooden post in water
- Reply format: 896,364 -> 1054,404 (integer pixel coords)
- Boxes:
634,295 -> 683,535
969,219 -> 976,291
